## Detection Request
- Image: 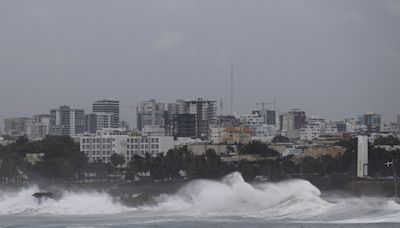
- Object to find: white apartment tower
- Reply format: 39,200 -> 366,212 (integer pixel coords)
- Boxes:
357,136 -> 369,178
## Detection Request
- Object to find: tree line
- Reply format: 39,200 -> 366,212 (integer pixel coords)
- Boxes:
1,135 -> 400,184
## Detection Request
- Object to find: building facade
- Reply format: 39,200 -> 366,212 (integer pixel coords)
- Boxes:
4,117 -> 32,137
210,127 -> 252,144
84,113 -> 97,134
80,128 -> 174,164
358,113 -> 381,133
136,99 -> 165,131
93,99 -> 120,129
185,98 -> 217,139
241,112 -> 263,135
25,116 -> 50,140
50,106 -> 85,136
280,109 -> 306,132
166,98 -> 216,139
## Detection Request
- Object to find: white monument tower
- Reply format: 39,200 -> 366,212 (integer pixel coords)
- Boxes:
357,136 -> 369,177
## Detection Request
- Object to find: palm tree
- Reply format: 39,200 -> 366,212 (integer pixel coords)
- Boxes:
110,153 -> 125,181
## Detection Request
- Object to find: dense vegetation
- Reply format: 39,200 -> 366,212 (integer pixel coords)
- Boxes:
0,135 -> 399,184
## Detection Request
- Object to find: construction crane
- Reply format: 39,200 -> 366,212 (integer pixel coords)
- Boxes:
256,101 -> 277,110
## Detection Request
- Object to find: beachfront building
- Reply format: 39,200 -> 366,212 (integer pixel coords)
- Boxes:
80,128 -> 174,164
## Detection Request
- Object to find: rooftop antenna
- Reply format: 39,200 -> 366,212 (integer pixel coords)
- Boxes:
230,64 -> 234,115
219,98 -> 223,116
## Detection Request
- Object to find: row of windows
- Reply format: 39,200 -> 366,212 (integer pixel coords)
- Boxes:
82,138 -> 161,144
82,144 -> 111,149
126,144 -> 159,149
85,151 -> 111,156
127,138 -> 160,143
81,138 -> 112,144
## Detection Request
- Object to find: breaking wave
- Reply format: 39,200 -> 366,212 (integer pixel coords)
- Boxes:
145,172 -> 400,223
1,172 -> 400,223
0,186 -> 131,215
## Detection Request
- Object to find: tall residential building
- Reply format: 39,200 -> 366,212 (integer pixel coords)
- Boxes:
171,114 -> 197,138
32,114 -> 51,123
84,114 -> 97,134
93,99 -> 120,129
4,117 -> 32,137
50,106 -> 85,136
279,109 -> 306,132
165,99 -> 217,139
184,98 -> 217,139
95,112 -> 113,130
167,100 -> 186,115
256,109 -> 276,125
358,113 -> 381,133
136,99 -> 165,131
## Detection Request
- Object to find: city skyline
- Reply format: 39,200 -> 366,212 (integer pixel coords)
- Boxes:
1,0 -> 399,128
0,97 -> 398,131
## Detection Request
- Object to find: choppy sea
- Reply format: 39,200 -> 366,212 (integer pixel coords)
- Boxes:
1,172 -> 399,227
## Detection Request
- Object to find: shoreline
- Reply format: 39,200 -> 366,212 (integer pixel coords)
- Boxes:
1,177 -> 399,202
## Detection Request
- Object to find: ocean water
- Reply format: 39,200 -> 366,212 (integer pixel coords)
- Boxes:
1,172 -> 399,227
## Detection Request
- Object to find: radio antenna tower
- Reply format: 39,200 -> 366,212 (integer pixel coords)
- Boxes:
230,64 -> 234,115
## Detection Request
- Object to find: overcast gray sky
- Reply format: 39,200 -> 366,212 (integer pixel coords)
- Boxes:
1,0 -> 399,129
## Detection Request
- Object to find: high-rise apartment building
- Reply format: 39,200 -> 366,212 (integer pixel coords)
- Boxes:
93,99 -> 120,129
358,113 -> 381,133
279,109 -> 306,132
184,98 -> 217,139
50,106 -> 85,136
165,99 -> 217,139
256,109 -> 276,125
84,114 -> 97,134
136,99 -> 165,131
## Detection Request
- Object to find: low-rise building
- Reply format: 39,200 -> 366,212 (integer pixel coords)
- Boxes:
80,128 -> 174,164
303,146 -> 345,158
252,124 -> 278,142
142,125 -> 166,136
210,127 -> 252,144
186,144 -> 237,155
